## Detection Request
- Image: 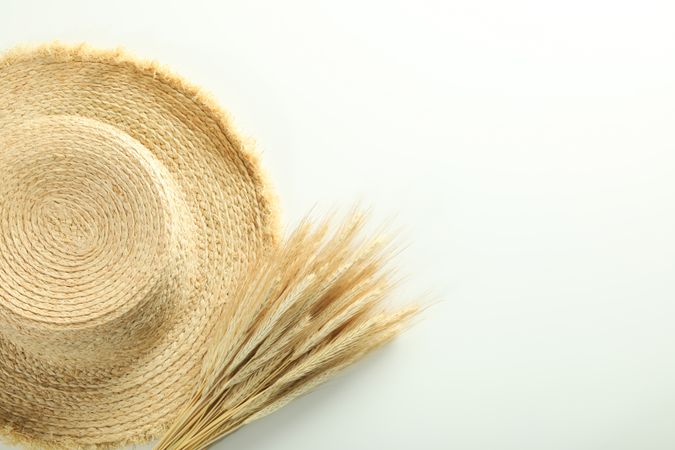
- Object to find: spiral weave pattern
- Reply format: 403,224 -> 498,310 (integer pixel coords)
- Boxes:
0,44 -> 278,449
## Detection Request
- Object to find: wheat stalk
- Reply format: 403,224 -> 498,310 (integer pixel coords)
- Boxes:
154,212 -> 418,450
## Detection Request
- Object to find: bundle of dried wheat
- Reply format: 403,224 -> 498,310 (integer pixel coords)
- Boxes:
156,212 -> 418,450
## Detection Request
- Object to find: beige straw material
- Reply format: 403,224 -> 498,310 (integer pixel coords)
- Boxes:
0,43 -> 279,449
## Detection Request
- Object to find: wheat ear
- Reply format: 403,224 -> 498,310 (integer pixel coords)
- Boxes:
155,212 -> 418,450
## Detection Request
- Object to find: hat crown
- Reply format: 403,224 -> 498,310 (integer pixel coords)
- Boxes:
0,115 -> 195,362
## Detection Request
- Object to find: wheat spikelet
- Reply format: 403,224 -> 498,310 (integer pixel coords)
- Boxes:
155,212 -> 418,450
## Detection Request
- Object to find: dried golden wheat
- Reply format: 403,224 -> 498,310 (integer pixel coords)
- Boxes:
155,212 -> 418,450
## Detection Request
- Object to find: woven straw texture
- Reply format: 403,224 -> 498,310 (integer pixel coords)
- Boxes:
0,44 -> 279,449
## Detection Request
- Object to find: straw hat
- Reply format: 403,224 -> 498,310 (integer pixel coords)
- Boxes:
0,44 -> 279,448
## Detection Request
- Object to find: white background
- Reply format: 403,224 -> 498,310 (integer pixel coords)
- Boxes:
2,1 -> 675,449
